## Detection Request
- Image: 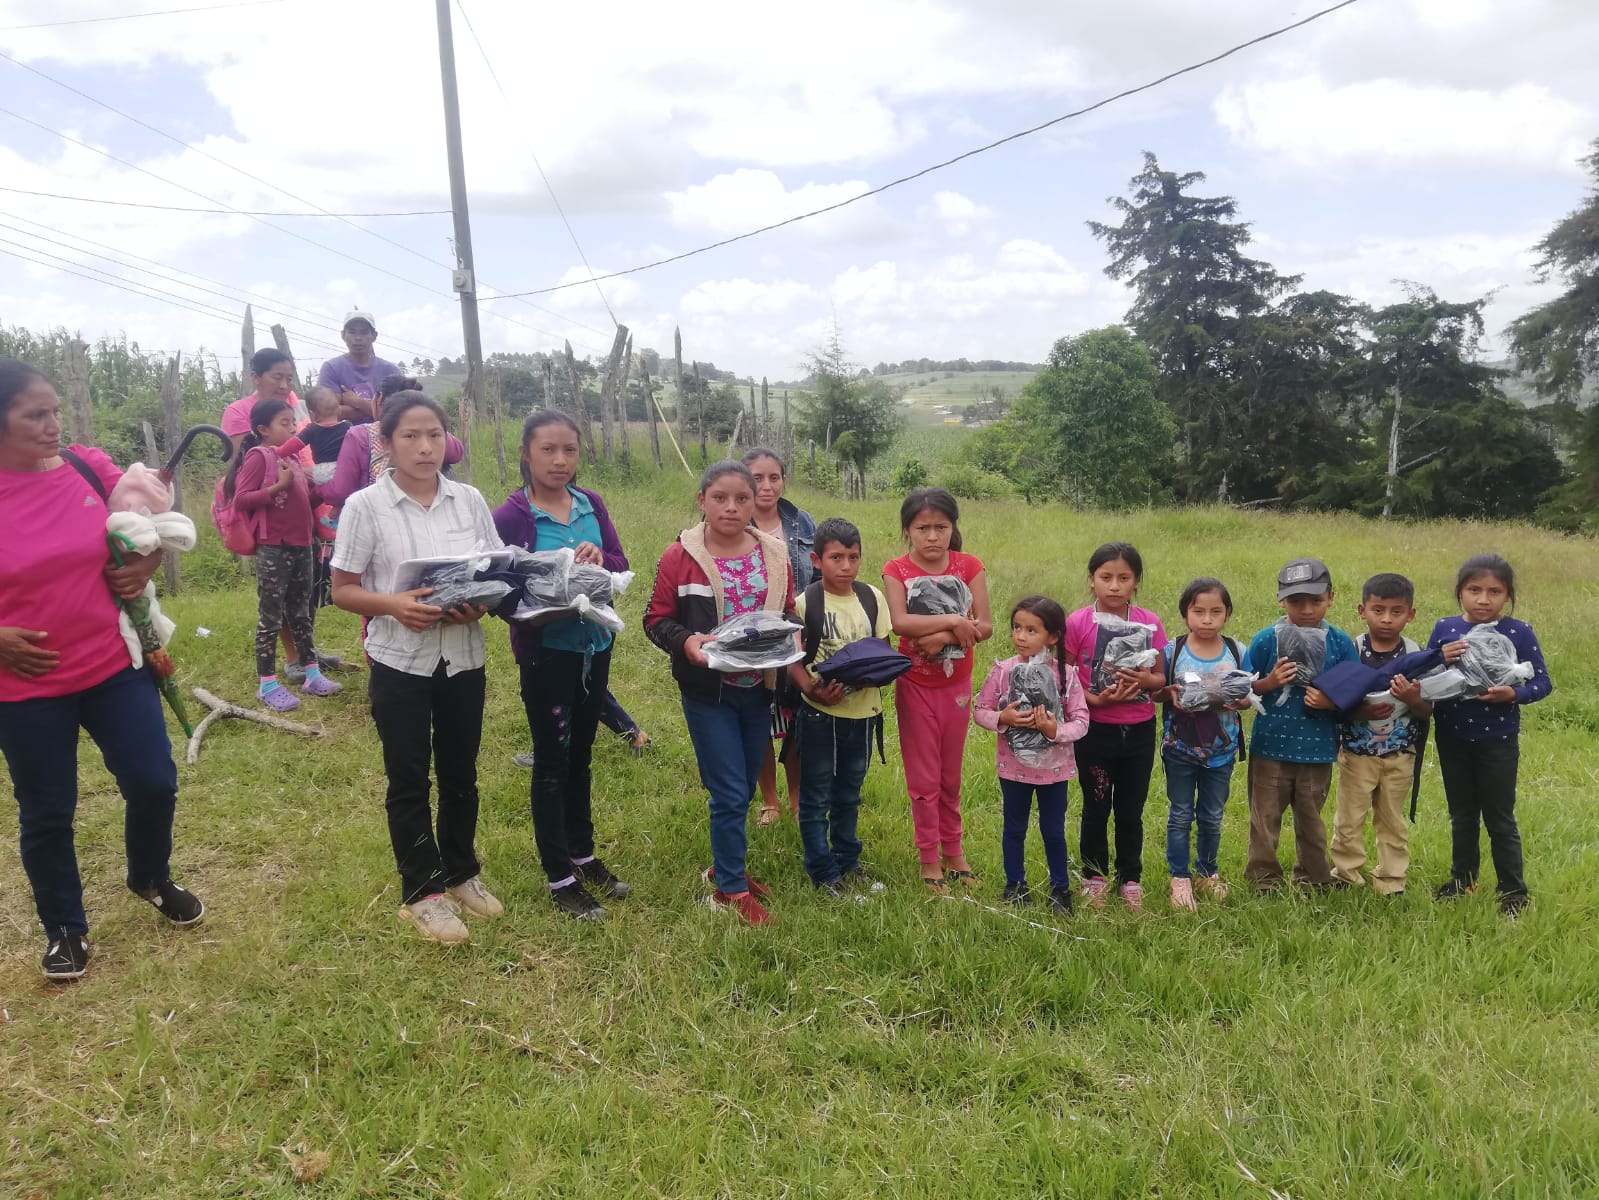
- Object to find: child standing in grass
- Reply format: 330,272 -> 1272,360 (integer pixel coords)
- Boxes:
1063,543 -> 1167,910
494,410 -> 632,922
1161,578 -> 1250,912
331,394 -> 504,946
225,397 -> 338,711
644,460 -> 795,926
1244,558 -> 1358,892
1329,573 -> 1429,897
882,487 -> 993,892
1427,554 -> 1552,917
787,518 -> 893,896
973,595 -> 1089,914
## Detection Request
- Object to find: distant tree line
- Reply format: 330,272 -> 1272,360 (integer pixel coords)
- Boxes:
870,357 -> 1041,376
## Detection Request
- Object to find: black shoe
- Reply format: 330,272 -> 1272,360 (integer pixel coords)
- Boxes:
550,881 -> 606,921
815,877 -> 849,898
574,858 -> 630,900
136,880 -> 204,925
1434,878 -> 1476,901
1499,892 -> 1530,919
42,935 -> 91,981
1047,886 -> 1074,915
842,867 -> 884,893
1002,882 -> 1031,907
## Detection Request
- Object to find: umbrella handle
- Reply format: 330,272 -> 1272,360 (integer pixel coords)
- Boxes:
107,529 -> 137,569
159,423 -> 233,482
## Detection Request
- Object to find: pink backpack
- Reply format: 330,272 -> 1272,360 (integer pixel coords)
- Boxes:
210,447 -> 264,555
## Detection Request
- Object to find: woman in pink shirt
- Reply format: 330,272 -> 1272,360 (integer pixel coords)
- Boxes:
221,349 -> 306,454
0,360 -> 205,982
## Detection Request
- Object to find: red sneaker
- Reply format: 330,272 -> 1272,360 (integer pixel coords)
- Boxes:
712,890 -> 771,925
703,868 -> 771,900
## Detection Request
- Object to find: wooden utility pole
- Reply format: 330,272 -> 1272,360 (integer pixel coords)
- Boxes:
617,335 -> 634,469
160,353 -> 183,594
693,361 -> 707,464
62,338 -> 92,445
597,324 -> 628,461
435,0 -> 480,483
564,340 -> 597,466
673,327 -> 685,448
491,365 -> 508,488
240,305 -> 255,381
641,358 -> 663,469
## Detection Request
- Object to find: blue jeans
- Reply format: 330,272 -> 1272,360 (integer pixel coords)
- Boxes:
682,685 -> 772,894
0,667 -> 178,939
795,705 -> 871,884
1000,777 -> 1070,889
1164,755 -> 1234,878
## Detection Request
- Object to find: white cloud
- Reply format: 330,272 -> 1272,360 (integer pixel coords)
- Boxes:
1215,77 -> 1593,174
680,277 -> 819,317
664,169 -> 898,243
925,191 -> 995,237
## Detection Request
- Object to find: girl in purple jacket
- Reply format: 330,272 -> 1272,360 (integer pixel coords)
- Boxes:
492,411 -> 631,921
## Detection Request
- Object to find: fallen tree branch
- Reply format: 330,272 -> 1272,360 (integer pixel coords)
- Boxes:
186,687 -> 322,764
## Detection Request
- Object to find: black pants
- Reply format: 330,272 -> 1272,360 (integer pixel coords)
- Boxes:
521,648 -> 610,884
1435,729 -> 1525,897
1076,717 -> 1157,884
368,660 -> 485,903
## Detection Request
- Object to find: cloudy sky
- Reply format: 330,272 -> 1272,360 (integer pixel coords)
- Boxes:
0,0 -> 1594,380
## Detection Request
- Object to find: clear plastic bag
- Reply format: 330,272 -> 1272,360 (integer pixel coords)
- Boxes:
504,547 -> 635,632
1089,614 -> 1158,694
413,560 -> 514,613
1418,623 -> 1533,701
1002,658 -> 1064,768
1273,620 -> 1328,705
1174,667 -> 1257,712
905,574 -> 973,676
701,611 -> 804,673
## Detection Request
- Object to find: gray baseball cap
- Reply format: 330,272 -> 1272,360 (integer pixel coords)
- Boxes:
1277,557 -> 1333,600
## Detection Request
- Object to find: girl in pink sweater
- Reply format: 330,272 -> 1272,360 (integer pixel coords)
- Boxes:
973,596 -> 1089,914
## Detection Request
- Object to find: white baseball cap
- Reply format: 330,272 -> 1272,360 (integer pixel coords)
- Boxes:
342,310 -> 377,332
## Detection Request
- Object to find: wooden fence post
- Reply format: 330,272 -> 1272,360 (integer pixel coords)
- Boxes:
673,327 -> 685,450
617,335 -> 633,470
783,389 -> 793,462
761,377 -> 770,443
269,323 -> 301,394
62,338 -> 93,445
564,340 -> 597,467
241,305 -> 255,380
160,353 -> 183,594
641,358 -> 664,469
808,439 -> 816,482
491,365 -> 508,488
693,361 -> 707,465
597,325 -> 628,462
542,360 -> 554,410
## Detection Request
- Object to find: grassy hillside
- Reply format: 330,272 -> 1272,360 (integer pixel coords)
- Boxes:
3,462 -> 1597,1198
877,369 -> 1037,424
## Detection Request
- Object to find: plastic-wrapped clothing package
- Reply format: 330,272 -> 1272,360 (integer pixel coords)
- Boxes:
905,574 -> 973,676
501,547 -> 635,632
393,549 -> 518,594
1418,623 -> 1534,701
1174,667 -> 1258,713
1001,657 -> 1065,768
413,559 -> 514,613
1089,613 -> 1159,694
1273,620 -> 1329,705
701,611 -> 804,673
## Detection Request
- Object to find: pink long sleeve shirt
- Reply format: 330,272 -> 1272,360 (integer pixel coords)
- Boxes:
973,653 -> 1091,785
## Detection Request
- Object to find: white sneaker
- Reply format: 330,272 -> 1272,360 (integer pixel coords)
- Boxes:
446,876 -> 504,919
399,894 -> 469,944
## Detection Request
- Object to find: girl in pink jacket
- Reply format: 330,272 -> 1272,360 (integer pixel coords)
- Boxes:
973,595 -> 1089,914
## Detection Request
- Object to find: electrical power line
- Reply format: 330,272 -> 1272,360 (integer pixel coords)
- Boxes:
0,210 -> 448,359
0,0 -> 284,32
0,52 -> 613,351
0,184 -> 447,217
453,0 -> 618,327
483,0 -> 1362,301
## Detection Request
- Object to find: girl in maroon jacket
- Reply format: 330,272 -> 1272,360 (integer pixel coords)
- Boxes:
226,397 -> 340,711
644,460 -> 794,925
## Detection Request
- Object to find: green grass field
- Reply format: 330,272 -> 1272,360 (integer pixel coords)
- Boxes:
879,370 -> 1036,423
3,461 -> 1597,1198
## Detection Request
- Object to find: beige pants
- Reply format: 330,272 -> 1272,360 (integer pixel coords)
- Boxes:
1329,749 -> 1412,894
1245,758 -> 1334,886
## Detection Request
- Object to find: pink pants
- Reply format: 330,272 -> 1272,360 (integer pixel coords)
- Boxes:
895,676 -> 972,868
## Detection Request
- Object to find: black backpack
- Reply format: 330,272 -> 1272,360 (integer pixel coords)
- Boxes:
1162,634 -> 1249,763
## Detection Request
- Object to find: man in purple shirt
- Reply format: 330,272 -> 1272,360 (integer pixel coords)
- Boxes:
317,310 -> 402,423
